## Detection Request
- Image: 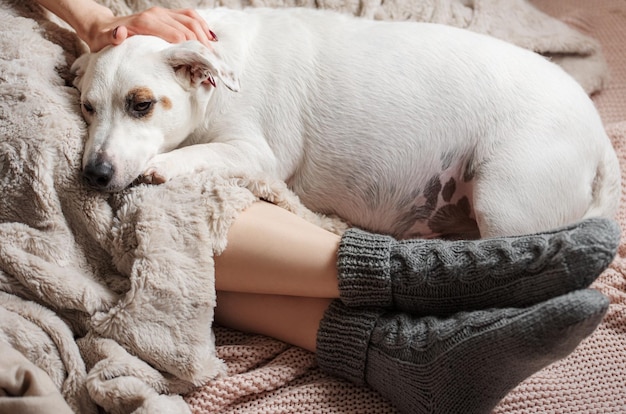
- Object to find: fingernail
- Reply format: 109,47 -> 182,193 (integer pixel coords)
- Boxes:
209,30 -> 218,41
112,26 -> 119,39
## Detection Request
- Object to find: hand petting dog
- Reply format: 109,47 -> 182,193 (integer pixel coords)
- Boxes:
37,0 -> 216,52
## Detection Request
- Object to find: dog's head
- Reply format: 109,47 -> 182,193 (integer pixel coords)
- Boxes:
71,35 -> 239,192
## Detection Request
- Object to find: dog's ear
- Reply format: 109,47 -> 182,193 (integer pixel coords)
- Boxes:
71,53 -> 92,91
162,41 -> 240,92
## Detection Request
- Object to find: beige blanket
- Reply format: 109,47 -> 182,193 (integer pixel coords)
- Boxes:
0,0 -> 616,412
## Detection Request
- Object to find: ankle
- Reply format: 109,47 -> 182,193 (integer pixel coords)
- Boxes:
316,300 -> 382,384
337,229 -> 394,308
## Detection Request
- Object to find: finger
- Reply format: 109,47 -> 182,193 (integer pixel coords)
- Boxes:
87,25 -> 127,52
124,12 -> 199,44
175,9 -> 217,42
124,8 -> 214,46
164,10 -> 214,46
111,26 -> 128,46
123,18 -> 186,43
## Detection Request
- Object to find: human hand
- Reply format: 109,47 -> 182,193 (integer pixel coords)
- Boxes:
86,6 -> 217,52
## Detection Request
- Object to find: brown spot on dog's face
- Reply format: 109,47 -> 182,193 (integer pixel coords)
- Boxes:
160,96 -> 172,110
125,87 -> 156,119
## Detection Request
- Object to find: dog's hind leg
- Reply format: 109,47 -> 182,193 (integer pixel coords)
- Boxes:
471,153 -> 595,238
582,145 -> 621,220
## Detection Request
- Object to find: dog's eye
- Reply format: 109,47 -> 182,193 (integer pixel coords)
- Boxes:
82,101 -> 94,114
133,101 -> 153,113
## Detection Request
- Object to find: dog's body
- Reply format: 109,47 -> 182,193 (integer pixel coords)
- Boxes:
72,7 -> 620,239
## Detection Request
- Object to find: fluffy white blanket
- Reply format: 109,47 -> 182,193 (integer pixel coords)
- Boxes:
0,0 -> 609,412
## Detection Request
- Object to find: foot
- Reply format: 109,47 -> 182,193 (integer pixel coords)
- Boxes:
317,289 -> 609,414
337,217 -> 619,315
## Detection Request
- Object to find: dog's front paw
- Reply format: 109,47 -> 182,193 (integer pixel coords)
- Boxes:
140,156 -> 173,185
140,168 -> 169,185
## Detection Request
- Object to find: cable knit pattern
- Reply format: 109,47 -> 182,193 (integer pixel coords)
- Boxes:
337,219 -> 619,315
320,290 -> 609,414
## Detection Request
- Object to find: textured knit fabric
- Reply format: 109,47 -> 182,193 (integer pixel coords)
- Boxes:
337,218 -> 620,315
315,305 -> 381,385
316,290 -> 609,414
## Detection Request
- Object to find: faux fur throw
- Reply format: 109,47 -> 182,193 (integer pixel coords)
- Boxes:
0,0 -> 609,412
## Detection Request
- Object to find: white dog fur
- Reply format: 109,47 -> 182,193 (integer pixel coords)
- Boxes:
71,7 -> 620,239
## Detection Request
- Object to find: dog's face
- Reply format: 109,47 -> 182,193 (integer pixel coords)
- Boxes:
71,36 -> 239,192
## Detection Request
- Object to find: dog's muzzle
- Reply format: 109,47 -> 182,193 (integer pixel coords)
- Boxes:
83,158 -> 115,189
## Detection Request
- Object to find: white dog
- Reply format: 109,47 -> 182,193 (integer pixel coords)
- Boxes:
71,7 -> 620,239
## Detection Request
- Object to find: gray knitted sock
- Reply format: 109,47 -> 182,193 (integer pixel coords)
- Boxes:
316,289 -> 609,414
337,217 -> 619,315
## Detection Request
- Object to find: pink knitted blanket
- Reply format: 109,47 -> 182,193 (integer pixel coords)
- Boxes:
185,1 -> 626,412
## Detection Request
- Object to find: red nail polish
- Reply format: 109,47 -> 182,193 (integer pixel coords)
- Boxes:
209,30 -> 218,41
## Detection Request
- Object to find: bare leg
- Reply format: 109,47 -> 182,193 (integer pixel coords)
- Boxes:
214,201 -> 340,298
215,201 -> 619,316
214,290 -> 330,352
211,203 -> 617,414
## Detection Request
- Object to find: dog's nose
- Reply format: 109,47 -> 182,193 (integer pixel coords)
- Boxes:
83,160 -> 114,189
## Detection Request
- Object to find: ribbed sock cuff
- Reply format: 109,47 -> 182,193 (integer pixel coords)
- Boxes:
337,228 -> 394,308
316,300 -> 383,385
